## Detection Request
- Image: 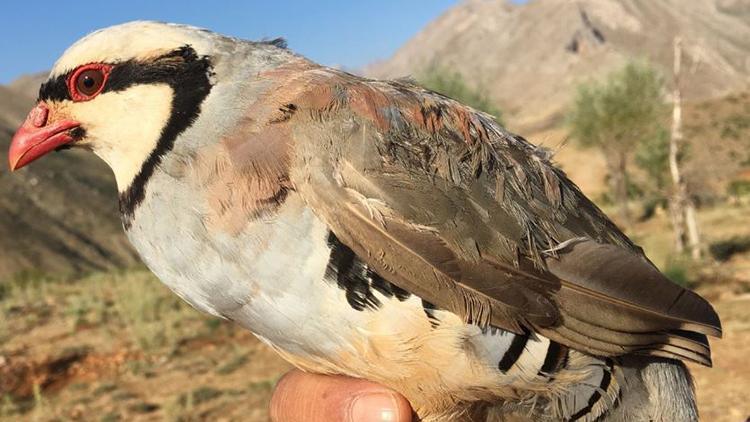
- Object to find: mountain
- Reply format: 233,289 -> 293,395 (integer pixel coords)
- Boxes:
0,74 -> 139,282
0,85 -> 34,129
366,0 -> 750,132
1,72 -> 46,128
7,72 -> 47,100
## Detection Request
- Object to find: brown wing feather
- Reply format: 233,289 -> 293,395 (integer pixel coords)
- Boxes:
282,68 -> 721,365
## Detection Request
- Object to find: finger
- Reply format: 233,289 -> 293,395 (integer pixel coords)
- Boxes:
269,369 -> 413,422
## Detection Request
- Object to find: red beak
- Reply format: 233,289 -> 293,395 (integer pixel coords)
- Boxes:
8,103 -> 80,171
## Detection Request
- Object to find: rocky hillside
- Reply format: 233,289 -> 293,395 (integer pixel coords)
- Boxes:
366,0 -> 750,132
0,75 -> 139,281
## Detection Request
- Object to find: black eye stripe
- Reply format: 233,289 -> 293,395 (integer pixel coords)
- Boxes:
38,73 -> 70,102
38,46 -> 210,102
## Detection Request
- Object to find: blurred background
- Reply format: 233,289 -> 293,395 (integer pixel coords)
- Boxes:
0,0 -> 748,420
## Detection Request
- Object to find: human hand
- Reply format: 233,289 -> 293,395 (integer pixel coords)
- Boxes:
269,369 -> 413,422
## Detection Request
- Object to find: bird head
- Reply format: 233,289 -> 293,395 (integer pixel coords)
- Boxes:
7,21 -> 216,192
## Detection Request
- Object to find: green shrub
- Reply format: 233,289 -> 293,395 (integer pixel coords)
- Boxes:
663,259 -> 693,287
728,180 -> 750,197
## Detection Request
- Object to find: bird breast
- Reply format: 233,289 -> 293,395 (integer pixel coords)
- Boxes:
123,174 -> 372,358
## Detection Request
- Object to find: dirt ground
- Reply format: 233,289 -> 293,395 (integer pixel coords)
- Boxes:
690,294 -> 750,422
0,271 -> 294,421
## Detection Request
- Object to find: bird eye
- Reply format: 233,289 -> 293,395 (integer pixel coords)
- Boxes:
68,64 -> 112,101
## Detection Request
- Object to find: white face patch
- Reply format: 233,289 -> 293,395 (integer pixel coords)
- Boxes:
68,84 -> 174,191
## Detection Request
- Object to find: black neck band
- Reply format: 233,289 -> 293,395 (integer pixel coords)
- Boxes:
117,47 -> 213,228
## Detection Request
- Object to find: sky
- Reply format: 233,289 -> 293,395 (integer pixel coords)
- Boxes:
0,0 -> 477,84
0,0 -> 528,84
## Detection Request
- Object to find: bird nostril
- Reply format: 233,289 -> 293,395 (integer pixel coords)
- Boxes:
29,103 -> 49,128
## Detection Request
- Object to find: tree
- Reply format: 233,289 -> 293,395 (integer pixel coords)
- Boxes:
668,37 -> 702,259
568,61 -> 666,224
635,127 -> 671,215
418,66 -> 503,123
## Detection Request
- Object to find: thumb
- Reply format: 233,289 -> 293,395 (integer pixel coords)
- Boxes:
269,370 -> 413,422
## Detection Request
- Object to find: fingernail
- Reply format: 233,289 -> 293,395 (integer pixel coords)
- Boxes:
348,392 -> 402,422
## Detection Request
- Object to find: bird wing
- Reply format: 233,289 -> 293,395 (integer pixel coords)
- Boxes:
280,69 -> 720,365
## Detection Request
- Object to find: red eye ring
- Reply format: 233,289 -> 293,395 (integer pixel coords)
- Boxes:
67,63 -> 113,102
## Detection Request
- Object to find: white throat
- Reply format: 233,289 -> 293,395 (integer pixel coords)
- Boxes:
76,84 -> 174,191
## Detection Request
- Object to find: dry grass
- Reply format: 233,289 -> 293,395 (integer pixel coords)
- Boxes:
0,269 -> 291,421
1,270 -> 205,352
0,204 -> 748,421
